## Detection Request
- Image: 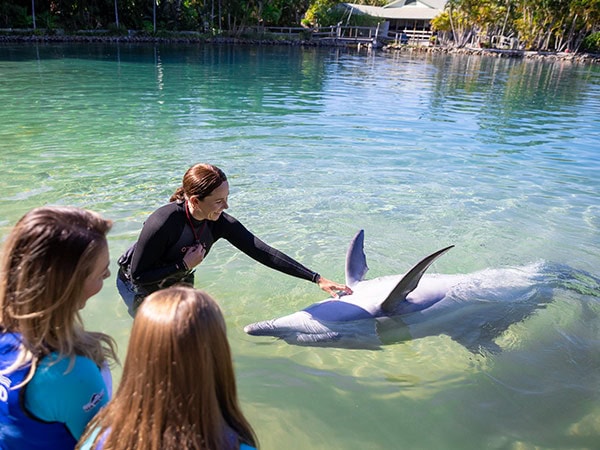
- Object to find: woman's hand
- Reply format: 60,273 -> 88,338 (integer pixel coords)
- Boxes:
183,243 -> 206,269
317,276 -> 353,299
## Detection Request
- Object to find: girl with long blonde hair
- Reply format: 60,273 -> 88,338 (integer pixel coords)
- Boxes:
78,286 -> 258,450
0,206 -> 118,449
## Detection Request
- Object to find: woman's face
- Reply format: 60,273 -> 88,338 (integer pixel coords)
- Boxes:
195,181 -> 229,221
80,241 -> 111,308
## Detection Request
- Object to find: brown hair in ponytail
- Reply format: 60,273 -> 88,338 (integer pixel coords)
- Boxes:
170,164 -> 228,202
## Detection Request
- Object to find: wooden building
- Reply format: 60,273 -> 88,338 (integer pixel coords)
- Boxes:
344,0 -> 447,34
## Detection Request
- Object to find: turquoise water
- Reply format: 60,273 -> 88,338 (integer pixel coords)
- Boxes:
1,43 -> 599,449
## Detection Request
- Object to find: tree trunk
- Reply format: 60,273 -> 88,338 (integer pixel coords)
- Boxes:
564,14 -> 578,52
31,0 -> 36,29
448,4 -> 458,47
500,2 -> 510,37
218,0 -> 222,31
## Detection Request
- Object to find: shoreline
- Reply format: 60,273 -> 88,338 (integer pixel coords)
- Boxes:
1,33 -> 599,64
384,44 -> 600,64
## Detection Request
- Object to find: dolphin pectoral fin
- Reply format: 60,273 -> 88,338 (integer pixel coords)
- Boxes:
294,331 -> 383,350
375,317 -> 413,345
295,331 -> 340,344
380,245 -> 455,314
345,229 -> 369,287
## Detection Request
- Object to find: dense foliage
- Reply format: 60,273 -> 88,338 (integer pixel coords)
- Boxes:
0,0 -> 383,32
0,0 -> 597,52
302,0 -> 381,28
0,0 -> 313,33
581,31 -> 600,52
431,0 -> 600,52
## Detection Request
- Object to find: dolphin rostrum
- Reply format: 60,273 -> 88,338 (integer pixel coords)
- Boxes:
244,230 -> 576,351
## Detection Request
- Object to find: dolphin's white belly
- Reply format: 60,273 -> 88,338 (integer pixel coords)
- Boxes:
338,273 -> 468,316
407,274 -> 467,303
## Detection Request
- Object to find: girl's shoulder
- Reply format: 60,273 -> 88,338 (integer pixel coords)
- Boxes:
26,353 -> 109,438
30,353 -> 105,400
0,331 -> 22,349
37,352 -> 97,372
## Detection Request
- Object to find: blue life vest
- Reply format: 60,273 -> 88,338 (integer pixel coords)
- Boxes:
0,332 -> 77,450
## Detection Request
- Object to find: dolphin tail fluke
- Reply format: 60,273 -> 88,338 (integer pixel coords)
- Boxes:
380,245 -> 454,314
345,229 -> 369,287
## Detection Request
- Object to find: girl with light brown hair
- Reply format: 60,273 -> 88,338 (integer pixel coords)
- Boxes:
0,206 -> 118,449
78,286 -> 258,450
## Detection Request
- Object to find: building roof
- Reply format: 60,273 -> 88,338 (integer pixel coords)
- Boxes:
345,0 -> 447,21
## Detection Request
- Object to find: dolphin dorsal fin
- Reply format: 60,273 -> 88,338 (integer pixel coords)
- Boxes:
380,245 -> 454,314
345,230 -> 368,287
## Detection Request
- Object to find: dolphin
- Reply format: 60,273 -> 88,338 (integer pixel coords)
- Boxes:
244,230 -> 567,351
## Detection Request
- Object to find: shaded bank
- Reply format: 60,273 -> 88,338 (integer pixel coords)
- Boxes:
1,33 -> 599,64
383,44 -> 600,64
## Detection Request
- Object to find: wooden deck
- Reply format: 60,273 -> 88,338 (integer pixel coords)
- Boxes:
256,25 -> 432,48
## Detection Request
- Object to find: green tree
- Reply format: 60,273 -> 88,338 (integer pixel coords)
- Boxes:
303,0 -> 379,27
433,0 -> 599,51
304,0 -> 342,27
563,0 -> 600,50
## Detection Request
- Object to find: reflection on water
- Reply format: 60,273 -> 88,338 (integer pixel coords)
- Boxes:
1,43 -> 599,449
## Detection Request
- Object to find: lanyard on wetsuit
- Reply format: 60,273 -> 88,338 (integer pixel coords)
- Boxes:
184,201 -> 207,244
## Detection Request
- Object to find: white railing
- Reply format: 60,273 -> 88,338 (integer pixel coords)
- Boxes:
387,29 -> 433,46
254,25 -> 433,45
261,25 -> 380,40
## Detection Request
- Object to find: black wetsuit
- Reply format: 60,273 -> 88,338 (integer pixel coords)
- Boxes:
119,201 -> 319,295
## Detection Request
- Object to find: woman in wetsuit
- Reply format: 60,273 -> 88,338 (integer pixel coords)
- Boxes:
117,163 -> 351,314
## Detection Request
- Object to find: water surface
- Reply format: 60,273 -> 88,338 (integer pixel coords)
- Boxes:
1,43 -> 599,449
